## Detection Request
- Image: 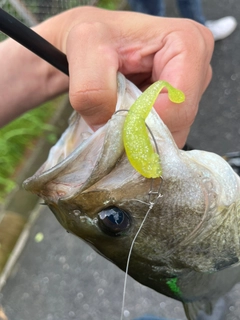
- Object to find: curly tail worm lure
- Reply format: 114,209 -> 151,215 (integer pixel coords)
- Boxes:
123,81 -> 185,178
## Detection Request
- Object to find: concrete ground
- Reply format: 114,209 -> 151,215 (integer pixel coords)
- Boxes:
1,0 -> 240,319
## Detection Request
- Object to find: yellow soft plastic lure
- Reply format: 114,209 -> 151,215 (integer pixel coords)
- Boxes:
123,81 -> 185,178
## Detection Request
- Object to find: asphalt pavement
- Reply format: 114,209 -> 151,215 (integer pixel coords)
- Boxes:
1,0 -> 240,319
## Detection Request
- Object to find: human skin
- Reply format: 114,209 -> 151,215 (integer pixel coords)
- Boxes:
0,6 -> 214,148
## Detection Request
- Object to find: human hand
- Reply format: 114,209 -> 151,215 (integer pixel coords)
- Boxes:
38,7 -> 214,148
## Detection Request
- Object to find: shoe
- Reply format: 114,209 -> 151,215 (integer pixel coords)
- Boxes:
205,16 -> 237,41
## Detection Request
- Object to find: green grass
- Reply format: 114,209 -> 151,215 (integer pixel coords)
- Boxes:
0,99 -> 60,203
97,0 -> 123,10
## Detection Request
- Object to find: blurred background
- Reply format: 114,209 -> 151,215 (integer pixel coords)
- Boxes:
0,0 -> 240,319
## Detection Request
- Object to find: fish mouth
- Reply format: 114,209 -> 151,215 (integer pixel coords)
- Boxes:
23,73 -> 141,202
23,111 -> 126,202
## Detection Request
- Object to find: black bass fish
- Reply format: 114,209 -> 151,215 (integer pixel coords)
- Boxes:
23,73 -> 240,320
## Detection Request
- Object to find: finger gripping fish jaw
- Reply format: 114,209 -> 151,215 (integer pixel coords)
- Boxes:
123,81 -> 185,178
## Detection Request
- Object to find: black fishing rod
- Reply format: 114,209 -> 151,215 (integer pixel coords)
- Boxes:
0,8 -> 69,76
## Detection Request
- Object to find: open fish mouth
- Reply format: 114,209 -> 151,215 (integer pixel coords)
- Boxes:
23,73 -> 141,202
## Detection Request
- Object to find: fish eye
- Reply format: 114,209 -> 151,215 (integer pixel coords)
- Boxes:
98,207 -> 131,236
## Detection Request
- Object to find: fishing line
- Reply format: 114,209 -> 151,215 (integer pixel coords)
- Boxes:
120,179 -> 162,320
115,101 -> 163,320
120,200 -> 153,320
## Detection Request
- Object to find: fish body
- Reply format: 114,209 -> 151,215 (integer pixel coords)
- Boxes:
23,73 -> 240,320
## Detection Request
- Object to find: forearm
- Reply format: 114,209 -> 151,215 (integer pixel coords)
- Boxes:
0,23 -> 68,127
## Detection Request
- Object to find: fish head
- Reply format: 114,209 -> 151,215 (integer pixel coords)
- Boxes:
23,73 -> 240,295
23,73 -> 161,270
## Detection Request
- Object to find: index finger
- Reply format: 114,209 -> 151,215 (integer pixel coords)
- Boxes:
66,22 -> 119,130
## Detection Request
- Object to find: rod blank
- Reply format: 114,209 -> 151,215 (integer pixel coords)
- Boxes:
0,8 -> 69,76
